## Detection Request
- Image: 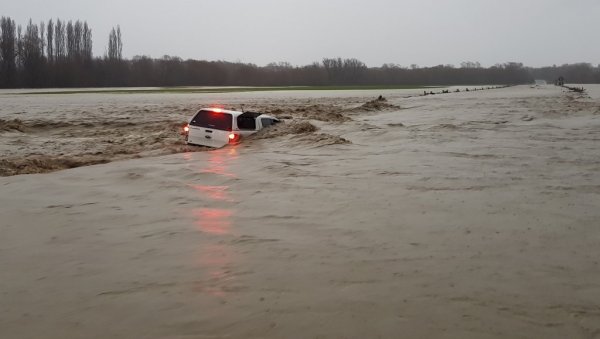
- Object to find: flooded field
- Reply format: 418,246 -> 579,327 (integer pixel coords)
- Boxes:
0,87 -> 426,176
1,85 -> 600,338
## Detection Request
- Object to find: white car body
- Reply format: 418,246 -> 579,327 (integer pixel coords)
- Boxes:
185,108 -> 279,148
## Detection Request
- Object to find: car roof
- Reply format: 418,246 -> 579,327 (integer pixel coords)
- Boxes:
198,108 -> 243,117
198,108 -> 277,120
239,111 -> 262,119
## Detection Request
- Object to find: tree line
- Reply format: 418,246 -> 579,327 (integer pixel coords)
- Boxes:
0,16 -> 121,87
1,16 -> 599,88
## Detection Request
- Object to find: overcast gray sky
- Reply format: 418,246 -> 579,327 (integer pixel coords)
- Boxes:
2,0 -> 599,67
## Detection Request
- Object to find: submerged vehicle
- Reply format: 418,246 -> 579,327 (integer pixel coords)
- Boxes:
183,108 -> 279,148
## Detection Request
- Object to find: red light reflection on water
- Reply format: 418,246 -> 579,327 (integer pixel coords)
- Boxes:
200,148 -> 239,178
189,185 -> 232,202
184,146 -> 241,298
192,208 -> 235,297
193,208 -> 232,235
194,244 -> 234,297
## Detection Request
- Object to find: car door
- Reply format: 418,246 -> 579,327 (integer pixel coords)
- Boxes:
236,113 -> 259,137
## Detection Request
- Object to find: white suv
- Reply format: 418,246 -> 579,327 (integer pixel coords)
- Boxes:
184,108 -> 279,148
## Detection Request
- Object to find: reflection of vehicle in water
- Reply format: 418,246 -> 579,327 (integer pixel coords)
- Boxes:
183,108 -> 279,148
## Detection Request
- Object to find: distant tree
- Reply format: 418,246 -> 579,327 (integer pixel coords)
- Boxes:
46,19 -> 54,63
82,22 -> 92,63
107,25 -> 123,61
74,21 -> 83,61
0,17 -> 18,87
322,57 -> 343,84
54,19 -> 65,61
116,26 -> 122,59
342,58 -> 367,84
460,61 -> 481,68
16,24 -> 22,73
66,21 -> 74,60
39,21 -> 45,58
21,19 -> 44,87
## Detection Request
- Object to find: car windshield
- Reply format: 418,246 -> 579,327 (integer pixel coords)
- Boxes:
190,110 -> 232,131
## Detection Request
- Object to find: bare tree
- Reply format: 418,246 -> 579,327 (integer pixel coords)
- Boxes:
322,57 -> 343,84
46,19 -> 54,63
54,19 -> 65,61
0,17 -> 18,87
107,27 -> 116,60
342,58 -> 367,84
82,22 -> 92,63
74,21 -> 83,61
460,61 -> 481,69
39,21 -> 45,58
22,19 -> 44,86
116,25 -> 122,60
66,20 -> 74,61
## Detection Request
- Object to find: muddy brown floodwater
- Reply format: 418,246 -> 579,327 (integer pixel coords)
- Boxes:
0,91 -> 405,176
1,85 -> 600,338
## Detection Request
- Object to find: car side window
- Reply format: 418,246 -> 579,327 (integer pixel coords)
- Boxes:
237,116 -> 256,130
261,118 -> 273,127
